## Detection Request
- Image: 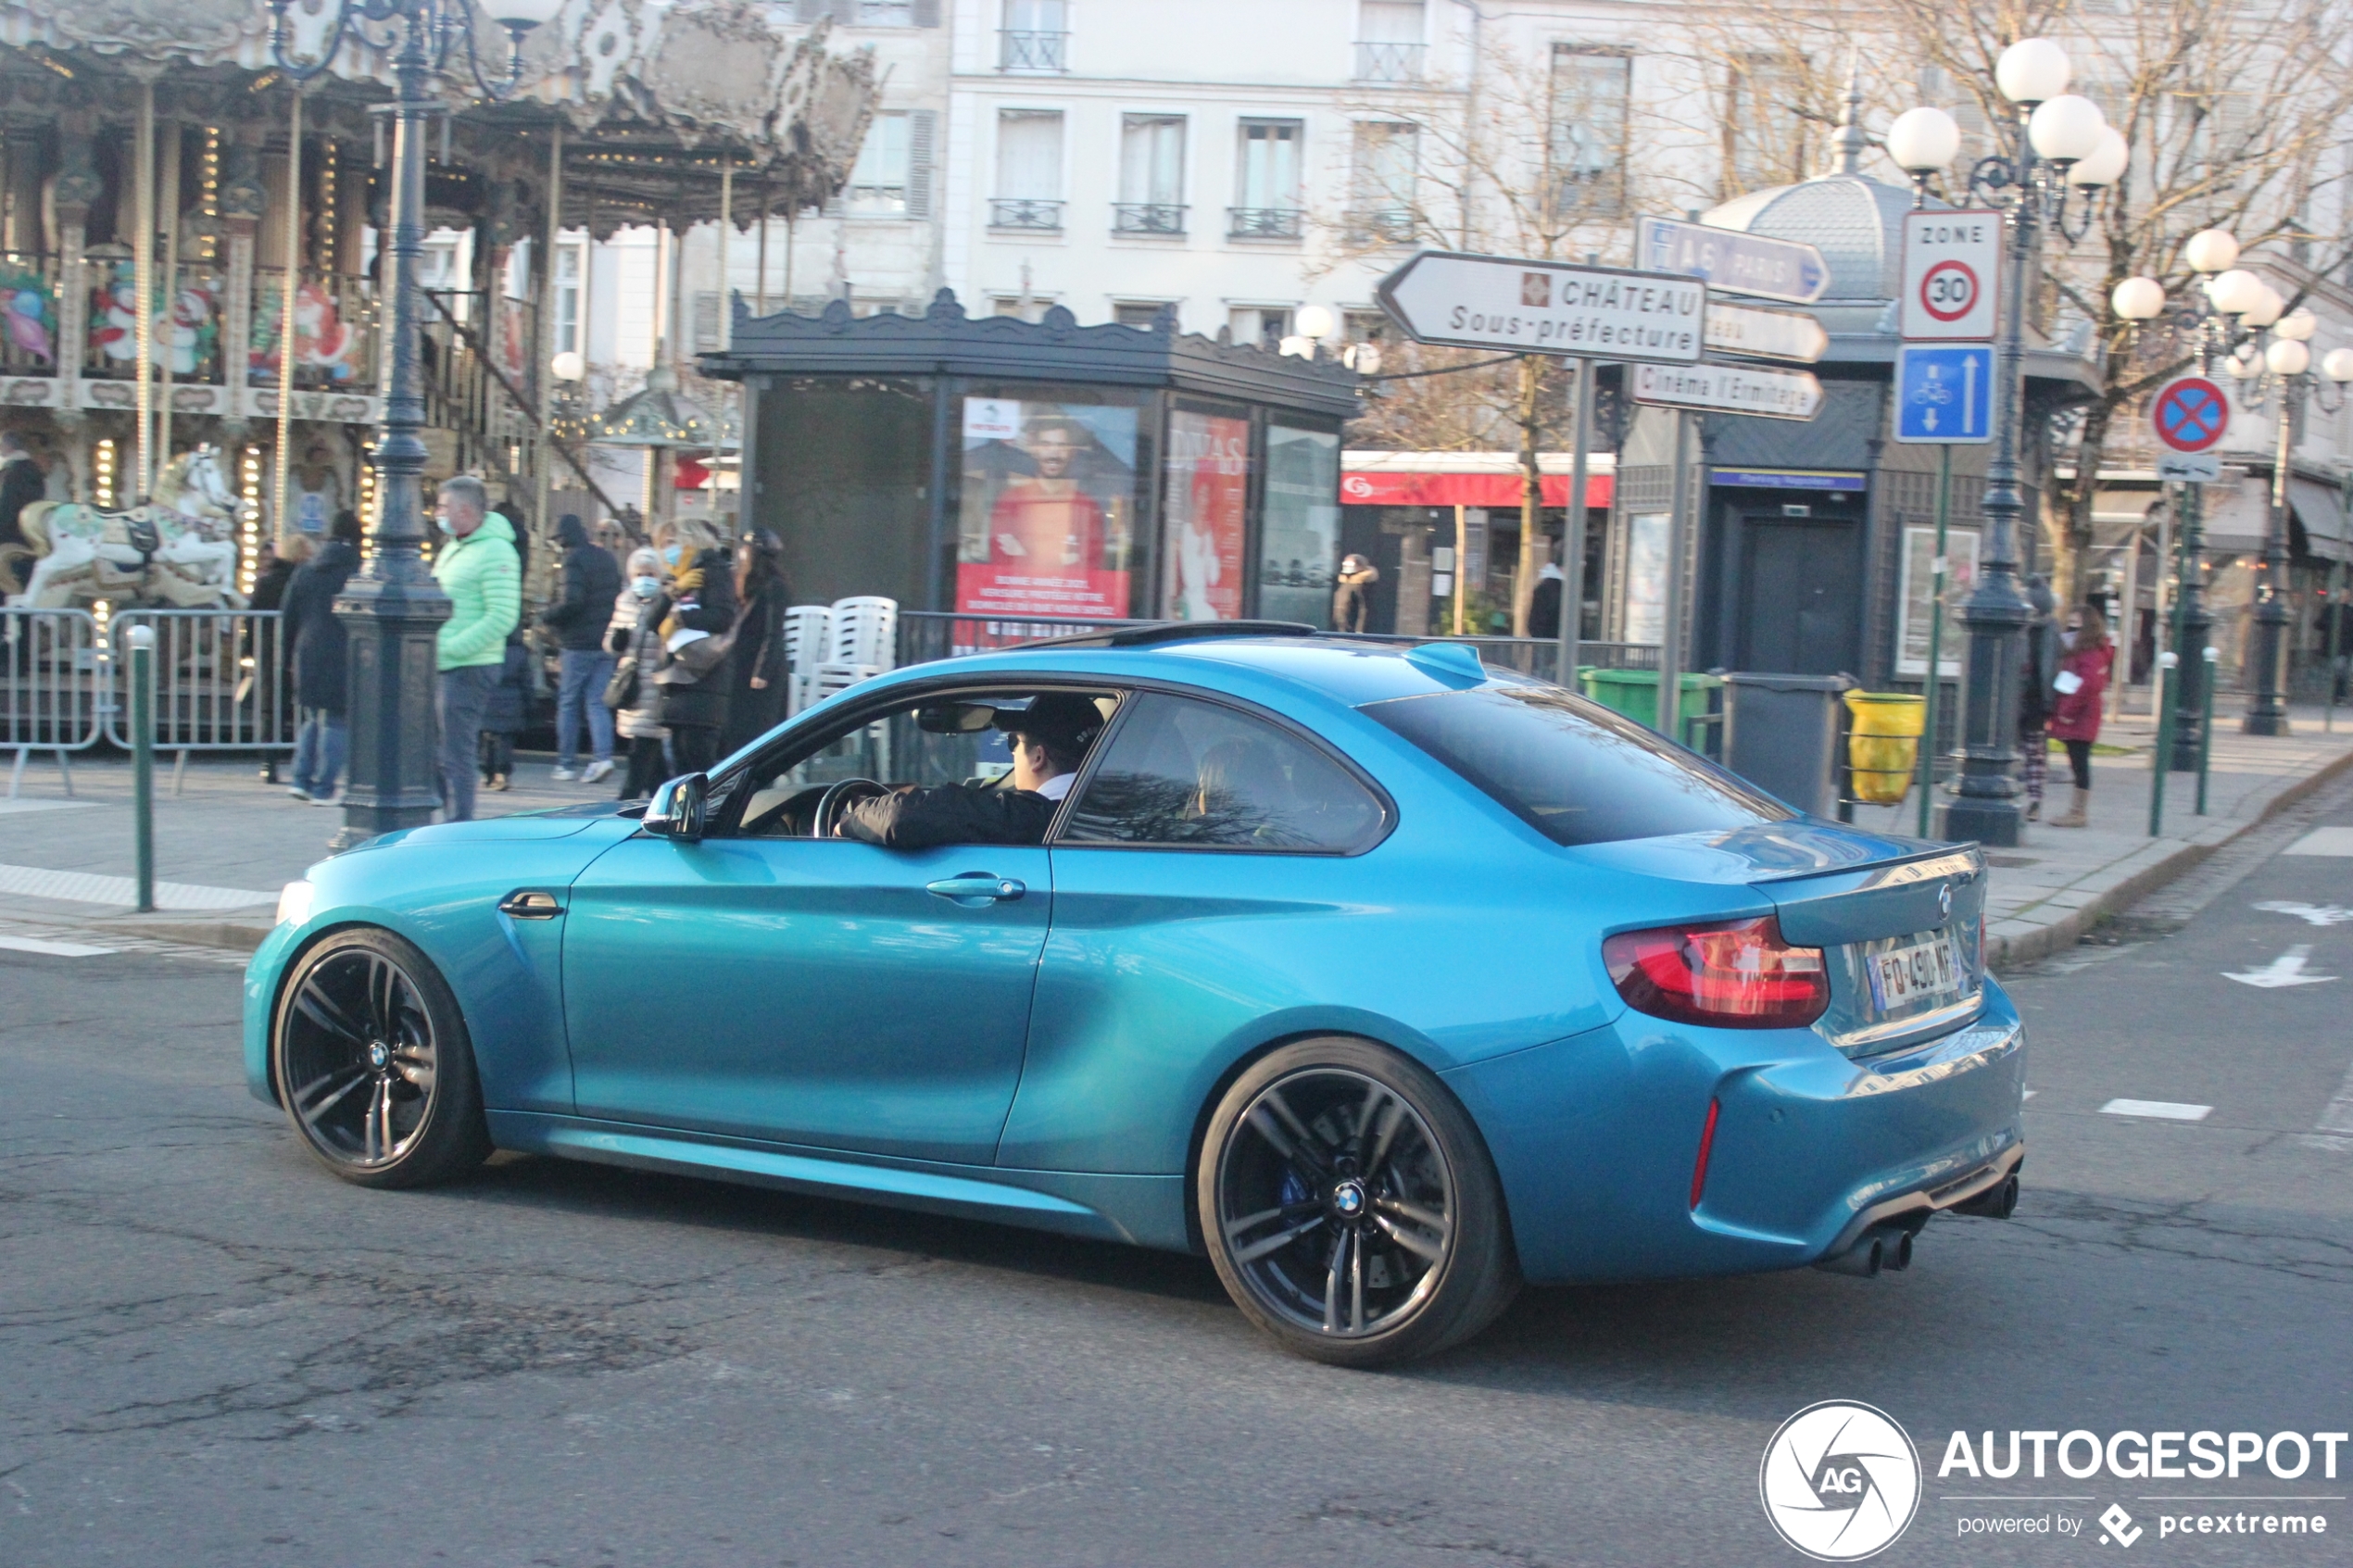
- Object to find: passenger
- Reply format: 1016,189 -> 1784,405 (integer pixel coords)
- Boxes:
836,692 -> 1105,849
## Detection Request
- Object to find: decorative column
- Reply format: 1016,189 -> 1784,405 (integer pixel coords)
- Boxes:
2243,392 -> 2296,734
271,90 -> 305,548
218,126 -> 267,447
49,113 -> 103,462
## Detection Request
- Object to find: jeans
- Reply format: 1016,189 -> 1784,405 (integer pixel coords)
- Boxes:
436,664 -> 499,822
556,647 -> 617,768
291,707 -> 347,799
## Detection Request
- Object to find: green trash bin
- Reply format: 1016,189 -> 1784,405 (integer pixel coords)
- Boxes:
1579,668 -> 1721,750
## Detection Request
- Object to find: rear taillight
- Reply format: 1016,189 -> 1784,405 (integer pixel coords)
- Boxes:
1603,916 -> 1830,1029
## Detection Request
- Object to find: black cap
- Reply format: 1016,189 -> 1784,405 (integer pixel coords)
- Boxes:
998,692 -> 1104,753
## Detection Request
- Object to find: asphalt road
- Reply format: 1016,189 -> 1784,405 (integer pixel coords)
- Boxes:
4,782 -> 2351,1568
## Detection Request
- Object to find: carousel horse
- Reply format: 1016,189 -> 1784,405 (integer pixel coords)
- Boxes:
6,445 -> 246,609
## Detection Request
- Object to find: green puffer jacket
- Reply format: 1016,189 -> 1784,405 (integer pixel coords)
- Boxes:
434,510 -> 522,671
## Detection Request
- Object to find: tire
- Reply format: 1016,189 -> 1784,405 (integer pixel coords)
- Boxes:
271,927 -> 492,1189
1199,1036 -> 1519,1367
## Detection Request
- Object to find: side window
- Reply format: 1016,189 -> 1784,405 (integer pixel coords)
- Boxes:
1060,693 -> 1385,851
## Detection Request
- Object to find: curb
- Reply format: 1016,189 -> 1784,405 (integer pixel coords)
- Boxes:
1983,743 -> 2353,973
93,914 -> 276,955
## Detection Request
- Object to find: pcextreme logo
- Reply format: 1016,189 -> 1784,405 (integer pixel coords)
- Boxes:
1760,1400 -> 1924,1561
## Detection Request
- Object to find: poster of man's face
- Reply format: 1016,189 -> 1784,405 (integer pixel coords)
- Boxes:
956,397 -> 1139,621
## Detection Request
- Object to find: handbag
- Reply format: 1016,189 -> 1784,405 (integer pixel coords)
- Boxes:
602,658 -> 638,711
659,608 -> 748,683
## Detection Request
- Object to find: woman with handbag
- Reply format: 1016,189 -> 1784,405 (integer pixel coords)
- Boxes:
2045,604 -> 2114,829
608,548 -> 672,798
650,526 -> 739,776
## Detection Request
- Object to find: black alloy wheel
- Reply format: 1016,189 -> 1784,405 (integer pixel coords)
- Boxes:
273,928 -> 490,1188
1201,1037 -> 1517,1366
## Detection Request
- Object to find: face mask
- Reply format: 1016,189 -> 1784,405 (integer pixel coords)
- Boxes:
435,515 -> 456,536
2059,629 -> 2079,648
631,575 -> 660,599
661,546 -> 682,566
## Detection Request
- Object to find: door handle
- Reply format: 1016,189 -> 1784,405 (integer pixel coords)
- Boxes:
925,872 -> 1026,906
497,890 -> 563,920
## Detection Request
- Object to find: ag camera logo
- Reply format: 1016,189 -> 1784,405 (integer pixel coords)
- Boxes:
1761,1400 -> 1923,1561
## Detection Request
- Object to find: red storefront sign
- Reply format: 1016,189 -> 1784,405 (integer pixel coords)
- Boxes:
1338,470 -> 1615,508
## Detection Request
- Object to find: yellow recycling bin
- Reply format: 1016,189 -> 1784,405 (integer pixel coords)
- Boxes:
1842,690 -> 1925,805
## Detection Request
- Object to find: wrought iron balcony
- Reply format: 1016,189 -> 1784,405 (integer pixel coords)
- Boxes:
1353,41 -> 1426,82
988,197 -> 1065,231
998,29 -> 1067,72
1227,207 -> 1305,240
1342,207 -> 1418,245
1113,203 -> 1188,236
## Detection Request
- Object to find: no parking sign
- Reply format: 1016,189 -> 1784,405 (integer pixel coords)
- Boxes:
2151,375 -> 2228,482
1901,212 -> 2002,341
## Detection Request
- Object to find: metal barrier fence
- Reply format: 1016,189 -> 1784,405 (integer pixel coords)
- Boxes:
104,609 -> 295,753
3,607 -> 101,795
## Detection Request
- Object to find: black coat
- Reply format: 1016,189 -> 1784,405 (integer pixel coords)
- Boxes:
1529,575 -> 1564,641
280,539 -> 359,715
651,555 -> 738,733
541,542 -> 623,651
0,455 -> 43,548
719,582 -> 787,755
483,634 -> 530,733
839,783 -> 1058,849
249,558 -> 298,614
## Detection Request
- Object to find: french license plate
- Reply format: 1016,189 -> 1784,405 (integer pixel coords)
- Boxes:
1867,934 -> 1964,1011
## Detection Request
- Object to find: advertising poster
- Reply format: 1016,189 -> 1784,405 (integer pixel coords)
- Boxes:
956,395 -> 1137,621
1622,510 -> 1668,645
1258,425 -> 1340,628
1896,524 -> 1981,676
1162,408 -> 1250,621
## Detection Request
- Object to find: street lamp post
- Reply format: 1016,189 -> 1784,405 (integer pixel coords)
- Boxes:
266,0 -> 561,846
2233,316 -> 2349,734
1891,41 -> 2118,847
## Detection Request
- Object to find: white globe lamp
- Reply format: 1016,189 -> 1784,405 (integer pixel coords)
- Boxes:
2027,95 -> 2107,164
551,349 -> 585,383
1294,305 -> 1337,341
2207,269 -> 2264,316
2276,307 -> 2319,342
1996,38 -> 2071,105
2244,286 -> 2284,329
2183,229 -> 2240,274
2067,127 -> 2128,187
1887,107 -> 1962,173
2323,346 -> 2353,383
2266,338 -> 2311,377
2110,277 -> 2165,321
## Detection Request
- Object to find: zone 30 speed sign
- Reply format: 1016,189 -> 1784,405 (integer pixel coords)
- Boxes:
1901,211 -> 2002,341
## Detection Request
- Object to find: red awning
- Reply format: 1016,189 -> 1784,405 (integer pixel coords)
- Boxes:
1340,470 -> 1614,508
674,457 -> 711,489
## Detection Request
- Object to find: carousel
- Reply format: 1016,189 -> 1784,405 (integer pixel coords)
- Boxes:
0,0 -> 874,609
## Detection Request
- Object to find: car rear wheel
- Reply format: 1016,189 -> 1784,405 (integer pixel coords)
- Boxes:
272,928 -> 490,1189
1200,1037 -> 1518,1366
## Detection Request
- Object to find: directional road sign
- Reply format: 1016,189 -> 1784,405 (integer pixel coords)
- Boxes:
1703,299 -> 1829,364
1636,216 -> 1829,305
1375,250 -> 1705,364
1894,345 -> 1994,444
1900,211 -> 2002,341
2152,375 -> 2229,452
1630,361 -> 1823,421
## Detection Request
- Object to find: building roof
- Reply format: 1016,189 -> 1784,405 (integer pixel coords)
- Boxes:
1703,176 -> 1921,305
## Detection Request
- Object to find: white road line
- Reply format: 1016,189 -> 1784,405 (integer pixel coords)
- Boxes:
0,798 -> 95,815
0,862 -> 273,912
2284,826 -> 2353,857
2318,1062 -> 2353,1136
2100,1099 -> 2213,1122
0,933 -> 116,957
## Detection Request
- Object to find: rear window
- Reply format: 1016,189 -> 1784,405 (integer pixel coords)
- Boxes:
1360,684 -> 1792,847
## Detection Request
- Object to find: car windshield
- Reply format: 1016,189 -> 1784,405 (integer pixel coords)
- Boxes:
1360,683 -> 1792,847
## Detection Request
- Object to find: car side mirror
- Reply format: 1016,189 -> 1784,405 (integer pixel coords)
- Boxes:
642,772 -> 708,841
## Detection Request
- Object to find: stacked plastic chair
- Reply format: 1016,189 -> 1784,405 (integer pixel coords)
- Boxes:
807,596 -> 898,707
780,604 -> 835,717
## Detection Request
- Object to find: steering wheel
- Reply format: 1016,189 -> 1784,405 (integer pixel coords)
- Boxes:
812,778 -> 889,838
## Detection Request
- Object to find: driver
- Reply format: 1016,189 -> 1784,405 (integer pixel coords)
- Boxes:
834,692 -> 1105,849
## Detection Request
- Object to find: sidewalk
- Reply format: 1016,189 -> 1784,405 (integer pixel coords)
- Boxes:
4,704 -> 2350,967
1843,701 -> 2353,970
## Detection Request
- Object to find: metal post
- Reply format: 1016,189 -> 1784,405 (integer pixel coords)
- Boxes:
128,625 -> 155,912
1940,133 -> 2036,847
2109,516 -> 2138,727
2149,649 -> 2174,838
133,82 -> 156,500
1451,503 -> 1467,636
1658,408 -> 1693,746
2197,643 -> 2217,812
332,8 -> 454,851
2170,479 -> 2211,769
2327,552 -> 2346,734
272,88 -> 303,549
1918,441 -> 1953,838
1555,357 -> 1597,689
2244,381 -> 2296,734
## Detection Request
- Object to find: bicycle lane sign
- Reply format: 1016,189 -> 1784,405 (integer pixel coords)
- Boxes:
2152,375 -> 2228,481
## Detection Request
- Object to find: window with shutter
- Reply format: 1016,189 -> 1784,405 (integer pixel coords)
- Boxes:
906,110 -> 937,219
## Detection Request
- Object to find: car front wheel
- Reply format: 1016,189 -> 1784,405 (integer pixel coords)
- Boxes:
272,927 -> 491,1189
1200,1037 -> 1518,1366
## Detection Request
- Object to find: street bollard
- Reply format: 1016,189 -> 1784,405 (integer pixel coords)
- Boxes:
127,623 -> 155,913
2148,650 -> 2177,838
2196,645 -> 2218,816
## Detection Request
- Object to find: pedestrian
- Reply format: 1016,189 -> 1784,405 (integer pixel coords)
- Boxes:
651,519 -> 738,776
720,527 -> 788,757
281,509 -> 362,805
249,534 -> 310,785
1333,553 -> 1379,633
2017,575 -> 2059,822
0,427 -> 45,591
2326,594 -> 2353,705
610,547 -> 672,798
1529,558 -> 1565,641
539,512 -> 621,783
430,475 -> 521,822
2045,603 -> 2114,829
478,628 -> 530,792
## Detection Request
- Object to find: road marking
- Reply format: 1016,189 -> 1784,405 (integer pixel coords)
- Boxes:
2101,1099 -> 2213,1121
0,933 -> 116,957
2253,900 -> 2353,926
2224,946 -> 2337,988
0,862 -> 273,912
2284,826 -> 2353,857
2318,1060 -> 2353,1136
0,798 -> 95,816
